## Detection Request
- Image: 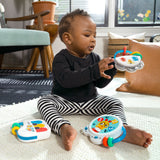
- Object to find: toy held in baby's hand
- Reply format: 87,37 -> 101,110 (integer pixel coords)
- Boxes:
11,119 -> 51,142
81,114 -> 126,147
114,46 -> 144,72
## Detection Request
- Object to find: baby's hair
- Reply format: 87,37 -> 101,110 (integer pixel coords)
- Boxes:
58,9 -> 90,41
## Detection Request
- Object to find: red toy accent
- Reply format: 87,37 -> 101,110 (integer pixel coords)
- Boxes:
123,46 -> 127,56
92,128 -> 98,133
103,136 -> 109,147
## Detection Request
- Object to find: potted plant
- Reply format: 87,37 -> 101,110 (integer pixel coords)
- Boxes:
32,0 -> 57,24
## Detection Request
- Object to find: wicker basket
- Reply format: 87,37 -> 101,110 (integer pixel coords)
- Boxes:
108,39 -> 144,57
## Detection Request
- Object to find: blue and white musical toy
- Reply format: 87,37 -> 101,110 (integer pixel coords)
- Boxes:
11,119 -> 51,142
114,47 -> 144,72
81,114 -> 126,147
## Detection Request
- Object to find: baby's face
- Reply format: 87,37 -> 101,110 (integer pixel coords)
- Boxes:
68,16 -> 96,58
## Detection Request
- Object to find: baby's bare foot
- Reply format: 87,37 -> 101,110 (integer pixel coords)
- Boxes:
123,125 -> 152,148
60,124 -> 77,151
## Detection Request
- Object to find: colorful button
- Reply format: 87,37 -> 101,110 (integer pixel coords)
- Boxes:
132,56 -> 139,61
34,124 -> 45,128
36,128 -> 48,132
120,57 -> 126,61
31,120 -> 43,124
94,136 -> 98,139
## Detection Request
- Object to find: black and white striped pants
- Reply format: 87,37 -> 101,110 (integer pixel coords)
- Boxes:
37,94 -> 127,135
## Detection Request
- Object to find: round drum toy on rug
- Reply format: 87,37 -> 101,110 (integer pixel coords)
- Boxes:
81,115 -> 126,147
11,119 -> 51,142
114,46 -> 144,72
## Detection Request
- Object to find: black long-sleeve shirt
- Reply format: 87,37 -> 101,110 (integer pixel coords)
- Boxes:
52,49 -> 117,102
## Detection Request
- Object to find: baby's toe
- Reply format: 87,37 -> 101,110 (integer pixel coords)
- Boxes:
143,142 -> 149,148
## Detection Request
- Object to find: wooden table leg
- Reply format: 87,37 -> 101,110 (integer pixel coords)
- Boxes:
26,48 -> 39,72
50,45 -> 54,61
32,50 -> 40,70
0,54 -> 4,68
46,45 -> 54,71
39,46 -> 49,78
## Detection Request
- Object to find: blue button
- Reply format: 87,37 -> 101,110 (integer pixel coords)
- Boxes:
94,136 -> 98,139
31,120 -> 42,124
132,56 -> 138,61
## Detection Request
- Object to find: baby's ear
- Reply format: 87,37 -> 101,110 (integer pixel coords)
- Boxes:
62,32 -> 72,45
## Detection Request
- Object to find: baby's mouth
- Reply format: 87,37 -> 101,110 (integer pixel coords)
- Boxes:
89,45 -> 95,51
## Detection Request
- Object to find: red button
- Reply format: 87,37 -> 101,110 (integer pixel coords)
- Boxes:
36,128 -> 48,132
120,57 -> 126,62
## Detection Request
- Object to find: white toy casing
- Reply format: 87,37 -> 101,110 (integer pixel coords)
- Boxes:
82,115 -> 123,145
115,55 -> 144,72
16,119 -> 51,142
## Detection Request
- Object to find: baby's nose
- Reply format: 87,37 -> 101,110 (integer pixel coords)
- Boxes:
91,36 -> 96,42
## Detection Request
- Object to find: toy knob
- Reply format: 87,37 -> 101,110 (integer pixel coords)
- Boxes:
11,126 -> 20,135
12,123 -> 20,129
103,136 -> 109,147
11,123 -> 21,136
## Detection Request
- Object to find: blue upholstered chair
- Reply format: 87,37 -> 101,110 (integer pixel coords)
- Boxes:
0,4 -> 51,78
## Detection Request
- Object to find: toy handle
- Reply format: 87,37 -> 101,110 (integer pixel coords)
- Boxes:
114,50 -> 132,59
113,126 -> 126,144
103,126 -> 126,147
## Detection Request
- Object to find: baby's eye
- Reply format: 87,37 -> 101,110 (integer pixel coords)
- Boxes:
85,34 -> 90,37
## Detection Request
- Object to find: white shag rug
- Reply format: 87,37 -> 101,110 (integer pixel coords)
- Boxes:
0,78 -> 160,160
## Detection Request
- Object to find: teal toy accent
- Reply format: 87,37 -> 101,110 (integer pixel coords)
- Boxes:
108,137 -> 114,147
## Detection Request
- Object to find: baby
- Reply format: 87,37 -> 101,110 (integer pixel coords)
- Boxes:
37,9 -> 152,151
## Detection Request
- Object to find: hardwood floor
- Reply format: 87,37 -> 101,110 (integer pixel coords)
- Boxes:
115,71 -> 125,78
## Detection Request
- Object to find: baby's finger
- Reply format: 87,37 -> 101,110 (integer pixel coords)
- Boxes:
103,64 -> 114,71
101,72 -> 111,79
108,64 -> 114,69
104,57 -> 114,64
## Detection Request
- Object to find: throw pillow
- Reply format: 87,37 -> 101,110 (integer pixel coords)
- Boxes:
108,32 -> 145,40
116,39 -> 160,96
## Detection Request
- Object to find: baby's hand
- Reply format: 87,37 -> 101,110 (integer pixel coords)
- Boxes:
98,57 -> 114,79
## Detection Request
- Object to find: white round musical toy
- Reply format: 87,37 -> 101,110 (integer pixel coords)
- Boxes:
114,47 -> 144,72
81,114 -> 126,147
